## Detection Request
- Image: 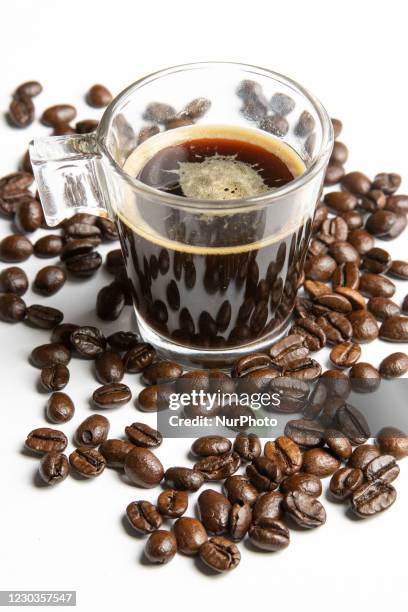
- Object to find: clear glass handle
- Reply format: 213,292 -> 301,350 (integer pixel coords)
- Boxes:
29,133 -> 109,227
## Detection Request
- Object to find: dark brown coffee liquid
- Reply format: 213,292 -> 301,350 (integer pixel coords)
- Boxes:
117,129 -> 311,350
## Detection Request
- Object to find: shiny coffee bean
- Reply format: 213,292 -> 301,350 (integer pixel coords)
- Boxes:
359,273 -> 395,298
137,385 -> 170,413
317,311 -> 352,344
302,448 -> 340,477
39,452 -> 69,485
8,94 -> 34,128
0,293 -> 26,322
388,260 -> 408,279
125,422 -> 162,448
34,266 -> 66,296
283,491 -> 326,528
304,254 -> 337,281
341,171 -> 371,195
144,530 -> 177,564
249,518 -> 290,551
124,447 -> 164,487
46,392 -> 74,423
380,316 -> 408,342
252,491 -> 284,521
335,403 -> 370,444
92,383 -> 132,408
123,343 -> 156,373
41,104 -> 77,127
329,467 -> 364,500
86,84 -> 112,108
315,292 -> 352,314
76,414 -> 110,447
330,141 -> 348,164
323,429 -> 352,461
365,454 -> 399,484
70,326 -> 106,358
199,537 -> 240,572
328,241 -> 360,265
362,248 -> 392,274
223,475 -> 258,506
194,452 -> 240,481
246,456 -> 283,491
365,209 -> 398,236
51,323 -> 79,349
99,439 -> 134,467
143,360 -> 183,384
372,172 -> 401,194
320,369 -> 351,398
0,234 -> 33,262
126,500 -> 162,533
232,433 -> 262,462
349,362 -> 381,393
40,363 -> 69,391
25,428 -> 67,454
367,297 -> 400,321
63,248 -> 102,277
0,266 -> 28,295
359,189 -> 386,212
349,310 -> 379,343
31,343 -> 70,368
330,341 -> 361,367
377,427 -> 408,460
96,284 -> 125,321
348,444 -> 380,470
14,197 -> 43,232
15,80 -> 42,98
76,119 -> 99,134
379,352 -> 408,378
232,353 -> 272,377
107,330 -> 140,351
174,517 -> 207,555
351,481 -> 397,518
157,489 -> 188,518
229,502 -> 252,541
347,230 -> 374,255
284,418 -> 325,447
324,191 -> 358,213
269,334 -> 309,367
290,318 -> 326,351
324,164 -> 345,186
192,436 -> 231,457
264,436 -> 302,476
280,473 -> 322,497
95,351 -> 124,383
334,287 -> 365,310
198,489 -> 231,534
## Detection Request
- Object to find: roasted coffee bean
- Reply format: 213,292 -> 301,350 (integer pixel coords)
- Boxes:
331,118 -> 342,138
340,210 -> 365,230
332,262 -> 359,290
348,444 -> 380,470
280,473 -> 322,497
372,172 -> 401,194
126,500 -> 162,533
239,366 -> 280,392
76,414 -> 110,447
0,266 -> 28,296
330,141 -> 348,165
194,452 -> 240,481
365,209 -> 398,237
324,191 -> 358,213
315,292 -> 352,314
105,248 -> 125,274
198,489 -> 231,534
359,189 -> 386,212
334,287 -> 365,310
144,530 -> 177,564
323,429 -> 352,461
305,254 -> 337,281
324,164 -> 345,186
157,489 -> 188,518
96,284 -> 125,321
349,362 -> 381,393
0,293 -> 26,322
174,517 -> 208,555
199,537 -> 240,572
75,119 -> 99,134
269,334 -> 308,367
359,273 -> 395,299
385,194 -> 408,213
248,518 -> 289,551
192,436 -> 231,457
0,234 -> 33,262
320,368 -> 351,398
260,115 -> 289,137
264,437 -> 302,476
290,318 -> 326,351
365,454 -> 399,484
270,92 -> 295,115
349,310 -> 379,343
31,343 -> 70,368
377,427 -> 408,460
143,102 -> 176,123
328,241 -> 360,265
351,481 -> 397,518
52,122 -> 76,136
330,341 -> 361,368
252,491 -> 284,522
388,260 -> 408,279
70,326 -> 106,358
124,447 -> 164,487
341,171 -> 371,195
125,422 -> 162,448
302,448 -> 340,477
92,382 -> 132,408
232,353 -> 272,377
229,503 -> 252,541
107,330 -> 139,352
284,418 -> 324,447
14,197 -> 43,232
268,376 -> 310,413
86,84 -> 112,108
41,104 -> 77,127
99,439 -> 134,467
283,491 -> 326,528
367,297 -> 400,321
40,363 -> 69,391
137,385 -> 169,413
51,323 -> 79,349
223,475 -> 258,506
233,433 -> 262,462
0,171 -> 33,197
15,80 -> 42,98
347,230 -> 374,256
124,343 -> 156,373
401,295 -> 408,314
64,249 -> 102,277
34,265 -> 66,296
362,248 -> 392,274
379,352 -> 408,378
25,427 -> 67,454
380,316 -> 408,342
46,392 -> 74,423
26,305 -> 63,329
39,452 -> 69,485
95,351 -> 124,383
335,403 -> 370,444
320,216 -> 349,242
303,280 -> 329,299
8,94 -> 34,128
96,217 -> 118,241
143,360 -> 183,384
329,467 -> 364,500
246,456 -> 282,491
312,204 -> 329,232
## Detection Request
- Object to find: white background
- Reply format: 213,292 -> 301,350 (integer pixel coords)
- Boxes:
1,0 -> 408,610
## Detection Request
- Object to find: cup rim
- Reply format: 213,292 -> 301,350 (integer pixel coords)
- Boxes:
97,61 -> 333,211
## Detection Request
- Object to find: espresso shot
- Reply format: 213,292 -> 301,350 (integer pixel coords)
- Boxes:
117,125 -> 311,354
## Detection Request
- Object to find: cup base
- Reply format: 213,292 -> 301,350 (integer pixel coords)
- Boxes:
135,310 -> 293,369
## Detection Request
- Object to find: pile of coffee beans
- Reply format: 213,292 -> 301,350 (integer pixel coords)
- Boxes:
1,80 -> 408,573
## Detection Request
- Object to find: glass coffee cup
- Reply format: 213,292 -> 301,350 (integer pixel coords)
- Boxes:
30,62 -> 333,367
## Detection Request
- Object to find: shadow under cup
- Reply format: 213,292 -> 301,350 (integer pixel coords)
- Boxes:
106,64 -> 333,366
